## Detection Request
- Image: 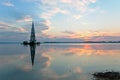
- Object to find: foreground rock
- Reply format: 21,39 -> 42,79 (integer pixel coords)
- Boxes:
93,71 -> 120,80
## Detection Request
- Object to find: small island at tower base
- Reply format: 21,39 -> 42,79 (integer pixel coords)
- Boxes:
23,41 -> 40,45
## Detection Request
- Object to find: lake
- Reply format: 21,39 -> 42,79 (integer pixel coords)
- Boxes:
0,43 -> 120,80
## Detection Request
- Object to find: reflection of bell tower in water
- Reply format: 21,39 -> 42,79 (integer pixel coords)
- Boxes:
30,44 -> 36,66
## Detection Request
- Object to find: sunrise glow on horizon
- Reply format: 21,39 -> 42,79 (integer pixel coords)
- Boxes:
0,0 -> 120,42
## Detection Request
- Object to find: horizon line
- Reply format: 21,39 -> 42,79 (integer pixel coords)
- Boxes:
0,41 -> 120,44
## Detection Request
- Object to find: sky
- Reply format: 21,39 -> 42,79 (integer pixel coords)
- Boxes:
0,0 -> 120,42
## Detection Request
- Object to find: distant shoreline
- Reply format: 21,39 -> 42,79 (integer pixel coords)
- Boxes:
43,41 -> 120,43
0,41 -> 120,44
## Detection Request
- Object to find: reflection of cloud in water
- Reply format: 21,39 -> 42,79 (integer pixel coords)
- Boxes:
39,67 -> 84,80
0,54 -> 27,66
39,68 -> 70,80
65,47 -> 120,56
0,44 -> 28,55
0,52 -> 53,80
73,67 -> 82,74
0,44 -> 120,80
34,53 -> 52,69
41,44 -> 120,56
22,64 -> 32,71
42,53 -> 52,67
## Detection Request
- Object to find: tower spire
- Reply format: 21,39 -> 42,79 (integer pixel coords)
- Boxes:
23,21 -> 40,45
30,21 -> 36,43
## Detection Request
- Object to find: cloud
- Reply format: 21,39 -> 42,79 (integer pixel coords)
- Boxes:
22,0 -> 99,39
0,0 -> 103,42
100,10 -> 106,14
0,19 -> 52,42
0,31 -> 28,42
60,0 -> 98,12
15,14 -> 51,38
0,21 -> 27,33
62,31 -> 75,34
73,15 -> 82,20
89,0 -> 97,3
0,21 -> 11,29
61,0 -> 97,15
90,36 -> 120,41
16,15 -> 32,22
17,19 -> 51,41
32,19 -> 51,37
60,0 -> 72,3
2,1 -> 14,7
40,7 -> 69,19
0,21 -> 28,42
37,0 -> 99,32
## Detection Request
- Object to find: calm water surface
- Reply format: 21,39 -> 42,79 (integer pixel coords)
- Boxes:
0,43 -> 120,80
